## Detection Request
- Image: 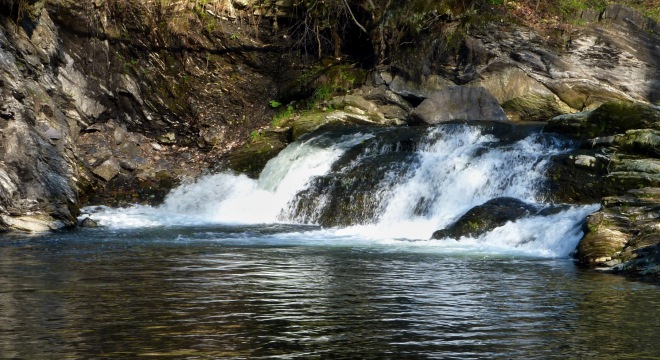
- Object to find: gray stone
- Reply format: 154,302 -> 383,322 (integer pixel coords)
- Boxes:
389,74 -> 455,101
93,158 -> 121,181
411,86 -> 509,124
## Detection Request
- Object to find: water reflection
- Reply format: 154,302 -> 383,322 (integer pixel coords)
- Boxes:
1,232 -> 659,359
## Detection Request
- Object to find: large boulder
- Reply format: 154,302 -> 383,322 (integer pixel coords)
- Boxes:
411,86 -> 509,124
431,197 -> 538,240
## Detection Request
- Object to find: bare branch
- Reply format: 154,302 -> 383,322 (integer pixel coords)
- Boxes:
341,0 -> 367,33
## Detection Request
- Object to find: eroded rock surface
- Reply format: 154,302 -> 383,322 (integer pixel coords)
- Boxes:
577,188 -> 660,279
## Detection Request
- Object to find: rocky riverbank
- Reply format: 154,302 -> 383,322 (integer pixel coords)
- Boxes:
0,1 -> 658,279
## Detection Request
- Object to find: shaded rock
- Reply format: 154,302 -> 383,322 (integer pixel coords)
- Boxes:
544,155 -> 608,204
412,86 -> 509,124
118,156 -> 147,171
357,85 -> 413,112
388,74 -> 455,102
79,217 -> 99,228
431,197 -> 537,240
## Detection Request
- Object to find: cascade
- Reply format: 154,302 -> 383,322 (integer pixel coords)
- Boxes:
83,123 -> 598,258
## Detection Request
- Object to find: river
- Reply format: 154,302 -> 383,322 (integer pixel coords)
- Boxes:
1,123 -> 659,358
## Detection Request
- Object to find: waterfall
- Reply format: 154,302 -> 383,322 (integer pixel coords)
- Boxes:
82,123 -> 598,257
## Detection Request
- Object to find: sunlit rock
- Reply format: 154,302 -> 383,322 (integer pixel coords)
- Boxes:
412,86 -> 508,125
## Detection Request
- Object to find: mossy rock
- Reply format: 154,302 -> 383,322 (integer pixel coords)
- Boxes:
290,111 -> 344,140
431,197 -> 538,240
546,101 -> 660,139
223,129 -> 291,179
614,129 -> 660,157
502,92 -> 573,122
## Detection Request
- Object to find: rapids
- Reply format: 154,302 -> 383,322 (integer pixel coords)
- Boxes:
83,123 -> 599,258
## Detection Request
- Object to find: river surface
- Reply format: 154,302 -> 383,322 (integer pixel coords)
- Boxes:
1,226 -> 660,359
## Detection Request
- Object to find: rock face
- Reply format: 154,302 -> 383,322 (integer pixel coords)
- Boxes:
543,100 -> 659,279
391,4 -> 659,122
411,86 -> 509,124
431,198 -> 538,240
576,188 -> 660,279
0,3 -> 79,231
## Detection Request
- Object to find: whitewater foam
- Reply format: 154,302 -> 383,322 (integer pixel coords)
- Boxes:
81,124 -> 598,258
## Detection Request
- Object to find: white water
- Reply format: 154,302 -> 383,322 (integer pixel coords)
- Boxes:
83,125 -> 599,258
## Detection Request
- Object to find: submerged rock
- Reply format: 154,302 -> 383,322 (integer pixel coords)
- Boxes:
411,86 -> 509,125
431,197 -> 538,240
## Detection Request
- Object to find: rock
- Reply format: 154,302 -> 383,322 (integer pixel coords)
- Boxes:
546,102 -> 660,139
469,66 -> 573,121
544,151 -> 612,204
43,127 -> 62,140
412,86 -> 509,125
613,129 -> 660,157
358,85 -> 413,112
431,197 -> 538,240
576,188 -> 660,271
156,132 -> 176,144
79,217 -> 99,228
0,214 -> 68,232
200,126 -> 227,147
118,156 -> 147,171
388,74 -> 455,102
287,109 -> 397,141
329,95 -> 384,120
223,128 -> 291,179
93,158 -> 121,181
0,7 -> 79,231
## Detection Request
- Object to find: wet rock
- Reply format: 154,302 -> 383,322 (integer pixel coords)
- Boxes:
431,197 -> 538,240
412,86 -> 509,124
79,217 -> 99,228
223,128 -> 291,179
576,188 -> 660,274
